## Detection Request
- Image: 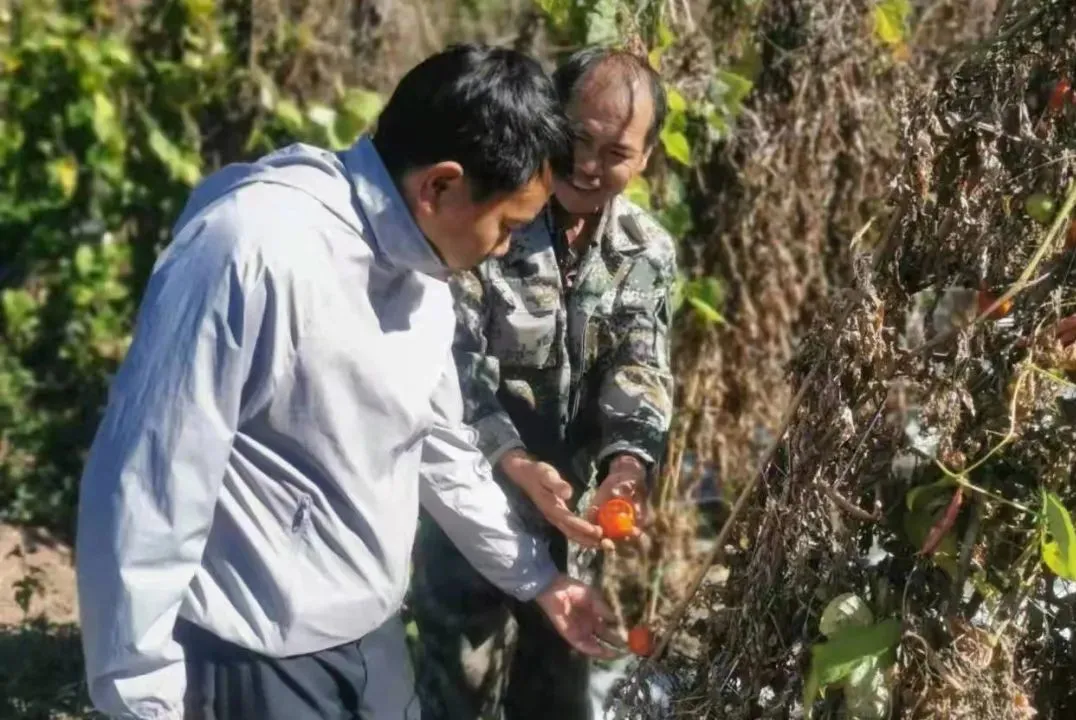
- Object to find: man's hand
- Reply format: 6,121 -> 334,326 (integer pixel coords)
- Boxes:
500,450 -> 603,547
535,574 -> 622,659
588,454 -> 649,551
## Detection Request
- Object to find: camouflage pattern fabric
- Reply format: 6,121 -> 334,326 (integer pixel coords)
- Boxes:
413,195 -> 677,720
412,515 -> 590,720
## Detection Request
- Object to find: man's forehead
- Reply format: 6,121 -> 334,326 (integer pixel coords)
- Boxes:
571,68 -> 653,131
575,61 -> 653,107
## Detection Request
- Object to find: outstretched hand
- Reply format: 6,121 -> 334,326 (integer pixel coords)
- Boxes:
501,450 -> 604,548
535,574 -> 623,659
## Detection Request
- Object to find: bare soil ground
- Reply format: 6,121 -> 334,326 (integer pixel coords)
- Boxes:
0,524 -> 91,720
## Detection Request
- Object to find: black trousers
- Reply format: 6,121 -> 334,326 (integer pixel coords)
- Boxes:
175,616 -> 420,720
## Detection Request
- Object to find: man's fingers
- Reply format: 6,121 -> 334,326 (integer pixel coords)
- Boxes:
539,471 -> 573,501
595,620 -> 628,649
551,510 -> 603,546
585,588 -> 617,622
567,631 -> 619,660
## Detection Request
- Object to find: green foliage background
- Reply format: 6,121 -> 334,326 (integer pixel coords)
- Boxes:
0,0 -> 388,535
0,0 -> 745,537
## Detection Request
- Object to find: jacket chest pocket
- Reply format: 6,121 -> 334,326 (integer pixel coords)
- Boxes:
487,273 -> 561,369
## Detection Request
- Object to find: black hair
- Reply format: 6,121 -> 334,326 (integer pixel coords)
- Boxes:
372,43 -> 572,202
553,47 -> 668,148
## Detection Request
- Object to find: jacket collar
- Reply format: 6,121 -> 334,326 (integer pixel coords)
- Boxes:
339,135 -> 448,279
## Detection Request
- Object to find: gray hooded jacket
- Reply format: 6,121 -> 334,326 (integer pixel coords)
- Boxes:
74,137 -> 557,719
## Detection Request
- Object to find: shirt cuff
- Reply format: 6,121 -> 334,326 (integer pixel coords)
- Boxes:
597,441 -> 658,487
473,411 -> 526,468
508,545 -> 559,602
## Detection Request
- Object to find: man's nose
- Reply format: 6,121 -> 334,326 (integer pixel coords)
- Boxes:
574,148 -> 601,177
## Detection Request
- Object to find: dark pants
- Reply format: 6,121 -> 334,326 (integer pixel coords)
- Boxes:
411,514 -> 592,720
176,616 -> 420,720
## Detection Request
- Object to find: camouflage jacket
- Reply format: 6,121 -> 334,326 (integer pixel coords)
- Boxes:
449,195 -> 677,492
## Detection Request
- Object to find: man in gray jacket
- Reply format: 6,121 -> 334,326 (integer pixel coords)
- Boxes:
75,44 -> 617,720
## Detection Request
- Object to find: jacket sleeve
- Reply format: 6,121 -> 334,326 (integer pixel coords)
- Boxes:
418,352 -> 557,602
75,216 -> 284,719
448,266 -> 526,467
595,249 -> 676,482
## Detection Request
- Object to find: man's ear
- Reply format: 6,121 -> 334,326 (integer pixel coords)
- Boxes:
411,161 -> 465,217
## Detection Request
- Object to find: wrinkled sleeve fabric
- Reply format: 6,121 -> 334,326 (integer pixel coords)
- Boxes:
418,353 -> 557,602
75,212 -> 281,719
596,251 -> 676,482
448,267 -> 525,467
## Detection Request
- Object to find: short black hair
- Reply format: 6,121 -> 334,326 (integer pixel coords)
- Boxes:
553,47 -> 667,148
372,44 -> 572,202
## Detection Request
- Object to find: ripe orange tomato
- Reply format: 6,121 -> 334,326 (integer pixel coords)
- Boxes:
597,498 -> 636,540
627,625 -> 654,657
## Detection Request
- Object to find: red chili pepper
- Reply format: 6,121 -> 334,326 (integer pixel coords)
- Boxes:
977,290 -> 1012,320
1049,77 -> 1073,114
920,486 -> 964,556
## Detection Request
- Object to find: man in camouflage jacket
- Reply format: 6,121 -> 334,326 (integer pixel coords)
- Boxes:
413,48 -> 676,720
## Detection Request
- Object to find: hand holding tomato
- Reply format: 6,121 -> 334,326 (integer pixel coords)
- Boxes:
588,454 -> 649,551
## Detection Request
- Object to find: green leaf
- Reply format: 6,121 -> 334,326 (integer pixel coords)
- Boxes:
100,38 -> 134,67
74,245 -> 95,277
688,277 -> 724,309
843,661 -> 891,720
2,289 -> 41,348
1042,491 -> 1076,580
145,118 -> 201,187
732,42 -> 763,84
661,129 -> 692,166
803,667 -> 821,720
666,87 -> 688,114
671,274 -> 686,313
336,88 -> 383,143
656,21 -> 675,50
1043,541 -> 1067,578
2,289 -> 38,327
804,619 -> 901,716
687,296 -> 726,326
819,593 -> 874,638
905,477 -> 955,511
706,109 -> 730,137
306,103 -> 337,129
536,0 -> 573,29
717,69 -> 754,106
92,92 -> 123,148
47,155 -> 79,200
659,203 -> 693,238
872,0 -> 911,47
624,176 -> 651,209
584,0 -> 619,46
665,107 -> 688,133
274,99 -> 305,133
